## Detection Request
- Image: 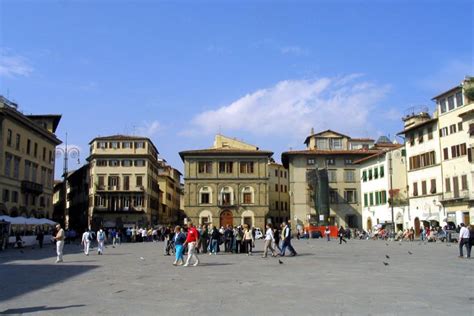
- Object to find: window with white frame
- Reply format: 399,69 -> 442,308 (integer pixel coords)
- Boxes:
242,186 -> 254,204
219,187 -> 233,205
199,186 -> 212,204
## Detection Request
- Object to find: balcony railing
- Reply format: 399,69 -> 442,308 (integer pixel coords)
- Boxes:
96,185 -> 145,192
94,206 -> 145,213
218,200 -> 235,207
441,190 -> 472,201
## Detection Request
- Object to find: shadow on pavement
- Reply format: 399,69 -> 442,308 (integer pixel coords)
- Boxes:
0,243 -> 85,264
0,304 -> 85,314
198,262 -> 234,266
0,264 -> 98,302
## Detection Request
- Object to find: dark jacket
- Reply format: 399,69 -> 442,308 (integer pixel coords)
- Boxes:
211,229 -> 220,240
174,232 -> 186,245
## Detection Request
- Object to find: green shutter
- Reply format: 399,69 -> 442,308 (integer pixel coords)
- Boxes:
380,166 -> 384,178
364,193 -> 368,207
374,168 -> 378,179
362,171 -> 367,182
369,193 -> 373,206
382,191 -> 387,204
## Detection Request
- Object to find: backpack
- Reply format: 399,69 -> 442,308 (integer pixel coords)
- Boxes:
87,232 -> 93,241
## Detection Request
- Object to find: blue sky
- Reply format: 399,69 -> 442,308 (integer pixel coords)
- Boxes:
0,0 -> 472,179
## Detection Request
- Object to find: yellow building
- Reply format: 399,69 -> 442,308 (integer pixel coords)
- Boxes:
0,96 -> 61,219
87,135 -> 161,229
180,135 -> 273,229
268,162 -> 290,225
157,161 -> 183,224
434,77 -> 474,225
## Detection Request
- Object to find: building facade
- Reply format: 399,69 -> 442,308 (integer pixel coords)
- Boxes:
0,96 -> 61,219
180,135 -> 272,229
87,135 -> 161,230
356,143 -> 408,231
157,161 -> 184,224
398,111 -> 443,234
282,130 -> 378,231
267,162 -> 290,226
434,77 -> 474,225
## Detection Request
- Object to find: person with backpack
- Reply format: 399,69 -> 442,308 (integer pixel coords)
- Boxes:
81,228 -> 92,256
97,228 -> 106,255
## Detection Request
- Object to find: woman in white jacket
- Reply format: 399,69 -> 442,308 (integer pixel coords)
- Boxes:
262,223 -> 278,258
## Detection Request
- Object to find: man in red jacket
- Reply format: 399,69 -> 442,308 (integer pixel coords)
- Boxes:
184,222 -> 200,267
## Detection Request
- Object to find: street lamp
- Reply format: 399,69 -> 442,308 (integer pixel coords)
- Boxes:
55,133 -> 80,229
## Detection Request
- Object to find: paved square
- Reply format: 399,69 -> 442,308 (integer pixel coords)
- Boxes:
0,239 -> 472,315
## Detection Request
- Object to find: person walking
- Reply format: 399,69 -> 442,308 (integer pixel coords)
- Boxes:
242,224 -> 254,256
97,228 -> 106,255
53,224 -> 65,263
273,226 -> 282,252
224,225 -> 234,253
325,226 -> 331,241
210,226 -> 220,255
36,229 -> 44,248
173,226 -> 186,266
184,222 -> 200,267
235,226 -> 243,253
338,226 -> 347,244
458,223 -> 471,258
280,222 -> 297,257
200,225 -> 209,254
81,229 -> 92,256
262,223 -> 278,258
111,229 -> 117,248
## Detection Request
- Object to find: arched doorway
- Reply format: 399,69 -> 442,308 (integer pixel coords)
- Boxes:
220,210 -> 233,227
367,217 -> 372,231
414,217 -> 420,237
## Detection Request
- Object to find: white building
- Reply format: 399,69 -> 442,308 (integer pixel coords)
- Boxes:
434,77 -> 474,225
356,143 -> 408,232
398,111 -> 443,234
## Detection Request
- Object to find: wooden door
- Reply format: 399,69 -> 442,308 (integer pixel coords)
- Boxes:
414,217 -> 420,236
220,210 -> 233,227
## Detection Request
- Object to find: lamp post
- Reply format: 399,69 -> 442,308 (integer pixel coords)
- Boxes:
55,133 -> 80,229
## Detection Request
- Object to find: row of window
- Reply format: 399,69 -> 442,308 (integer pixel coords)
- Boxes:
274,201 -> 288,211
439,122 -> 464,137
96,159 -> 147,167
363,190 -> 388,207
97,175 -> 144,190
95,141 -> 146,150
199,186 -> 255,205
362,165 -> 385,182
4,153 -> 53,187
412,179 -> 437,197
443,143 -> 467,160
273,169 -> 287,178
409,151 -> 436,170
198,161 -> 257,174
408,127 -> 434,146
2,189 -> 50,207
438,92 -> 463,114
94,195 -> 144,208
275,184 -> 288,192
308,158 -> 353,166
316,138 -> 342,150
445,175 -> 468,193
5,129 -> 53,163
329,189 -> 358,204
328,169 -> 356,182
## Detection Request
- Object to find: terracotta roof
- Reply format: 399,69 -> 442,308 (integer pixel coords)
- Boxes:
373,143 -> 403,149
179,148 -> 273,161
26,114 -> 62,133
397,118 -> 437,135
350,138 -> 375,142
304,129 -> 350,144
281,149 -> 379,168
353,145 -> 404,164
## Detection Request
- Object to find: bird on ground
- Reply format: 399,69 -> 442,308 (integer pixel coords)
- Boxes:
385,243 -> 389,246
383,262 -> 389,266
139,257 -> 145,260
385,255 -> 390,259
278,259 -> 284,264
408,251 -> 413,255
399,243 -> 402,246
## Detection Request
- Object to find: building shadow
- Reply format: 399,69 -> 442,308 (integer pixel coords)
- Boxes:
0,264 -> 98,302
0,304 -> 85,314
198,262 -> 234,266
0,243 -> 85,264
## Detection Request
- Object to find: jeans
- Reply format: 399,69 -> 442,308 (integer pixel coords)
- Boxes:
235,240 -> 242,253
56,240 -> 64,262
210,239 -> 218,254
280,239 -> 296,256
459,238 -> 471,257
175,244 -> 184,262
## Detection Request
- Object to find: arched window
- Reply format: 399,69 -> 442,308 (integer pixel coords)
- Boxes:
241,186 -> 254,204
219,186 -> 234,206
241,210 -> 255,228
199,186 -> 212,205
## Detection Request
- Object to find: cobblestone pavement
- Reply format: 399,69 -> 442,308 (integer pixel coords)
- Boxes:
0,238 -> 472,315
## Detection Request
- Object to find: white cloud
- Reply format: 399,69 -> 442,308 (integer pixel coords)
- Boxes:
280,45 -> 309,56
184,76 -> 390,140
0,49 -> 33,78
137,120 -> 162,137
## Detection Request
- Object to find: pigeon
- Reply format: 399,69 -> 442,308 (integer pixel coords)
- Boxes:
385,255 -> 390,259
139,257 -> 145,260
383,262 -> 389,266
408,251 -> 413,255
278,259 -> 284,265
399,243 -> 402,246
385,243 -> 389,246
